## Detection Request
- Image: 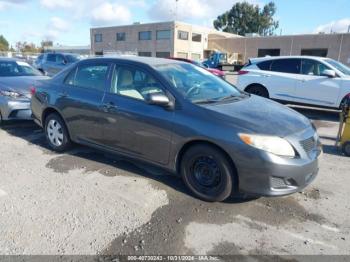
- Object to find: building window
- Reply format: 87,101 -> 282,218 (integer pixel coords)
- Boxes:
156,30 -> 171,40
301,49 -> 328,57
191,53 -> 201,61
156,52 -> 171,58
192,33 -> 202,42
139,31 -> 152,40
177,30 -> 189,40
116,32 -> 126,41
138,52 -> 152,57
258,49 -> 280,57
177,52 -> 188,59
94,34 -> 102,43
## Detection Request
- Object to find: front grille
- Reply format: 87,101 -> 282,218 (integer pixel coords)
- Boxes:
300,136 -> 316,153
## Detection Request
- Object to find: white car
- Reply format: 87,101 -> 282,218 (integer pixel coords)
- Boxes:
237,56 -> 350,109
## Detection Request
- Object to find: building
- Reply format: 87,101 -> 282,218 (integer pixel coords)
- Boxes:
44,45 -> 91,55
90,21 -> 238,60
90,21 -> 350,67
209,33 -> 350,66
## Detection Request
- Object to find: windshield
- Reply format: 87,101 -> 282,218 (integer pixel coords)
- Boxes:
325,59 -> 350,76
0,61 -> 43,77
155,63 -> 242,104
65,55 -> 80,63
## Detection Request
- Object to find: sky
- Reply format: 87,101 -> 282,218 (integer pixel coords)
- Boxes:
0,0 -> 350,47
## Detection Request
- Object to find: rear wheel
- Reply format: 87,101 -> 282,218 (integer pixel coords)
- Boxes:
181,145 -> 235,202
245,85 -> 269,98
44,113 -> 71,152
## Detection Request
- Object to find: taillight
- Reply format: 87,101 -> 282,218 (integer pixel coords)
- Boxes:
30,86 -> 36,96
238,70 -> 249,75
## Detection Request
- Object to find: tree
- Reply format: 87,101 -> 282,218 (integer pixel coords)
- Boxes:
0,35 -> 9,51
213,1 -> 279,36
15,41 -> 41,53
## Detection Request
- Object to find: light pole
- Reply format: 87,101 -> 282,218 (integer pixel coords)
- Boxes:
175,0 -> 179,21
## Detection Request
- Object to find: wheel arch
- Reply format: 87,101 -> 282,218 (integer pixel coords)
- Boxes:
42,107 -> 72,139
176,140 -> 239,189
244,83 -> 269,92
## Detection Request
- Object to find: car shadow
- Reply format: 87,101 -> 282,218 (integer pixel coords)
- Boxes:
0,120 -> 254,204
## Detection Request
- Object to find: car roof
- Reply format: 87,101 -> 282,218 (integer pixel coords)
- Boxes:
249,56 -> 328,64
0,57 -> 22,62
80,56 -> 185,67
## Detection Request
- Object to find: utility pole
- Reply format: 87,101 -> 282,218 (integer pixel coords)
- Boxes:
348,25 -> 350,33
174,0 -> 179,21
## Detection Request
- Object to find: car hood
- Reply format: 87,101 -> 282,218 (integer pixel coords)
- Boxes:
0,76 -> 49,95
204,95 -> 311,137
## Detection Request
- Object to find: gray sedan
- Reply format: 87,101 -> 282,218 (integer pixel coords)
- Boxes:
31,57 -> 322,202
0,58 -> 49,123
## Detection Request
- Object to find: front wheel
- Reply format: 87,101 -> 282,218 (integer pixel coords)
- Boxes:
44,113 -> 71,152
181,145 -> 235,202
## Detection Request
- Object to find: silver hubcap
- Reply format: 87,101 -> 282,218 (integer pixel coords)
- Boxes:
47,119 -> 64,147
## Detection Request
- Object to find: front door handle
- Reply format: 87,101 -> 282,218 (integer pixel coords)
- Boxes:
101,102 -> 118,112
59,92 -> 68,98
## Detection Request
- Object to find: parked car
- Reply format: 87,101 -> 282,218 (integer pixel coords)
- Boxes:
0,58 -> 49,123
34,53 -> 80,76
169,57 -> 226,78
237,56 -> 350,109
31,57 -> 321,202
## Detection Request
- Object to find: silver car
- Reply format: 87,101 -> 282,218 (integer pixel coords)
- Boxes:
0,58 -> 49,123
34,53 -> 80,76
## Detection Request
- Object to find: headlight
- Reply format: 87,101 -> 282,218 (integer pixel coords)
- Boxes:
0,90 -> 22,98
239,133 -> 295,157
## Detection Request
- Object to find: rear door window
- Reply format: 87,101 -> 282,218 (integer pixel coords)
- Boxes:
270,59 -> 301,74
257,60 -> 272,71
65,63 -> 109,91
46,54 -> 56,62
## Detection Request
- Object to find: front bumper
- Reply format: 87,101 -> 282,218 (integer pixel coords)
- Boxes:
0,97 -> 32,121
227,127 -> 321,196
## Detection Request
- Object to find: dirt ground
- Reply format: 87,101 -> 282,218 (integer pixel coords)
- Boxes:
0,106 -> 349,257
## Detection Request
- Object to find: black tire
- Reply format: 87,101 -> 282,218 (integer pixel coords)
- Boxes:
181,145 -> 235,202
44,113 -> 71,152
246,85 -> 269,98
342,141 -> 350,157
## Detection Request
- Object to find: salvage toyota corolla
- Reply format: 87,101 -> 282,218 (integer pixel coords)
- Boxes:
31,57 -> 322,202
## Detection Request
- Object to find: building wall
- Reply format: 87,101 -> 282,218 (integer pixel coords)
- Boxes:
209,33 -> 350,66
90,22 -> 175,57
90,21 -> 239,60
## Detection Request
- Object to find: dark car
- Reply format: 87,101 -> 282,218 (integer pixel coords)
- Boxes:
34,53 -> 80,76
31,57 -> 321,202
0,58 -> 49,123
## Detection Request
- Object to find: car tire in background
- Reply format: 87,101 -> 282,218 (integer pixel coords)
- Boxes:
245,84 -> 269,98
44,113 -> 71,152
181,144 -> 235,202
342,141 -> 350,157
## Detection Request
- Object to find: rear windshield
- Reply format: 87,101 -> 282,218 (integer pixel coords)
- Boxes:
0,61 -> 42,77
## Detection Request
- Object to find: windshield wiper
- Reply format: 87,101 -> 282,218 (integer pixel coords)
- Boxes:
194,99 -> 221,104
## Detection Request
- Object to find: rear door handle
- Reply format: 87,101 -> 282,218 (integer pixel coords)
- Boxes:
262,74 -> 271,78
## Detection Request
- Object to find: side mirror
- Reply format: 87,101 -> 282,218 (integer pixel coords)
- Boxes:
202,63 -> 209,68
62,59 -> 67,65
147,93 -> 173,109
321,69 -> 336,78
